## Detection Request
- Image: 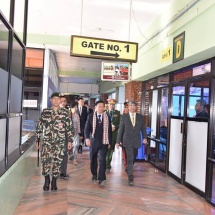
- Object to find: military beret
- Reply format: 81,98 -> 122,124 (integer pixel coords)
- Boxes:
51,92 -> 61,98
107,99 -> 116,104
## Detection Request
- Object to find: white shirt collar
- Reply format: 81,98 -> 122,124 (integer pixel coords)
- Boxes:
129,112 -> 136,117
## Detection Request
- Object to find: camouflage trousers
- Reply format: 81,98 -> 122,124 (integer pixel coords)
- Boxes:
41,142 -> 65,178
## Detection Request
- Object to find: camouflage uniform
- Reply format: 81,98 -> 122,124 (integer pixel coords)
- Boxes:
105,109 -> 121,170
36,107 -> 73,178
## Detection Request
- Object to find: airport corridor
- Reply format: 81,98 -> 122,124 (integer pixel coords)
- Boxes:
14,147 -> 215,215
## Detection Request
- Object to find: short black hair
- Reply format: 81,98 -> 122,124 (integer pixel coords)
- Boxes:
196,99 -> 207,106
95,100 -> 104,106
84,101 -> 88,105
71,102 -> 78,108
78,97 -> 84,101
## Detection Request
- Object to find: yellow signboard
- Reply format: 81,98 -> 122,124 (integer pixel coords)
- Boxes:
70,35 -> 138,62
161,46 -> 172,63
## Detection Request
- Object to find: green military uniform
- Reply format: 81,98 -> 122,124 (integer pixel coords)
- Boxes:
36,107 -> 73,178
106,109 -> 121,170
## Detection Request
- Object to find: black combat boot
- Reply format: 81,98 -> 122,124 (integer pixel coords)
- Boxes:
78,145 -> 82,154
43,175 -> 50,191
51,177 -> 57,191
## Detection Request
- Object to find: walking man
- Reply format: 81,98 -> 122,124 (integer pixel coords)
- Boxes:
77,97 -> 87,153
59,95 -> 70,179
85,100 -> 112,186
36,92 -> 73,191
116,100 -> 147,186
105,99 -> 120,173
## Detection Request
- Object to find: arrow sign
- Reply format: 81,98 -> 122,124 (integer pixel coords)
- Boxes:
71,35 -> 138,62
90,51 -> 119,58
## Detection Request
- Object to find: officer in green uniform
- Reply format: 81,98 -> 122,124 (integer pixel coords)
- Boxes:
36,92 -> 73,191
105,99 -> 121,173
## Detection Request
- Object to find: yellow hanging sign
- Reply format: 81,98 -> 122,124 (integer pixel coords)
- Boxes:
70,35 -> 138,62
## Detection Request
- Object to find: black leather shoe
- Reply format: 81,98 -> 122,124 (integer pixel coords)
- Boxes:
92,176 -> 97,182
60,173 -> 69,179
128,180 -> 134,186
43,175 -> 50,191
98,180 -> 105,186
51,177 -> 57,191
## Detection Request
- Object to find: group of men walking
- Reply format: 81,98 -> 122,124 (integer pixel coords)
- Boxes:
36,92 -> 147,191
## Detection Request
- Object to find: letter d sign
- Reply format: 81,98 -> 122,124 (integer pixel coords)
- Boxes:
173,32 -> 185,63
176,41 -> 181,59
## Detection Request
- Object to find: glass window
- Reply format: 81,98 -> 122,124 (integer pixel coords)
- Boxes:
0,1 -> 10,22
188,81 -> 209,118
0,119 -> 6,162
160,88 -> 168,141
8,117 -> 21,154
10,35 -> 24,113
14,0 -> 25,42
0,19 -> 10,114
10,35 -> 23,79
172,86 -> 185,117
157,75 -> 169,88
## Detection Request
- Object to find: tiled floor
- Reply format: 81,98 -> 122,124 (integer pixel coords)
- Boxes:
14,147 -> 215,215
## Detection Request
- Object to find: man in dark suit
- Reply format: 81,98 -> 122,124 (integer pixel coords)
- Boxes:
84,101 -> 93,115
77,97 -> 88,153
85,100 -> 112,186
116,100 -> 147,186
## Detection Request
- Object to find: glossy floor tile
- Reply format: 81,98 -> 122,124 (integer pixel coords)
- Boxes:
14,147 -> 215,215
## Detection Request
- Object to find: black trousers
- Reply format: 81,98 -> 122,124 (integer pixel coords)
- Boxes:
125,147 -> 138,181
90,144 -> 108,181
60,142 -> 68,174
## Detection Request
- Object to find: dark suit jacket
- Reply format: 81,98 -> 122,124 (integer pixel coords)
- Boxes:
87,107 -> 93,115
116,113 -> 147,148
84,113 -> 112,148
78,105 -> 88,132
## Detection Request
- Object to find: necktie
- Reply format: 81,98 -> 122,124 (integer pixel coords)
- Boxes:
98,115 -> 102,124
131,113 -> 135,127
79,106 -> 82,115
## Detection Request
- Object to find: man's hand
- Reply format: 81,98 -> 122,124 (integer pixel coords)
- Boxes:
143,138 -> 147,144
36,140 -> 40,149
68,142 -> 73,150
86,139 -> 91,147
116,143 -> 120,149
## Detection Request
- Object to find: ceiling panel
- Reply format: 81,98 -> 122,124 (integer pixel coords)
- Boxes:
23,0 -> 175,90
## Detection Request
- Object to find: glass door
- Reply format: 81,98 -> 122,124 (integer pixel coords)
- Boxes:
157,88 -> 168,170
147,88 -> 169,172
185,80 -> 209,193
168,85 -> 186,180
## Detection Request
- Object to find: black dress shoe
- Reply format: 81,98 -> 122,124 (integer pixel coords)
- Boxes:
128,180 -> 134,186
98,180 -> 105,186
92,176 -> 97,182
51,177 -> 57,191
60,173 -> 69,179
43,175 -> 50,191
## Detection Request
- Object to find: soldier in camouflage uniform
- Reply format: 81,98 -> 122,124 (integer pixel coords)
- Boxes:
36,92 -> 73,191
105,99 -> 121,173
